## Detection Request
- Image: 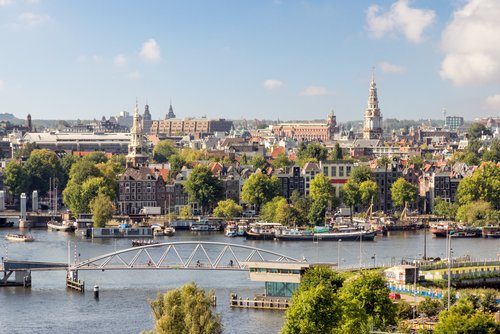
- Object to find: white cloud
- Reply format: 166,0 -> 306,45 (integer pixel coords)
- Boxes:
366,0 -> 435,44
263,79 -> 283,90
299,86 -> 330,96
440,0 -> 500,86
128,71 -> 141,79
485,94 -> 500,109
0,80 -> 4,90
18,12 -> 50,26
379,61 -> 406,73
0,0 -> 13,6
114,54 -> 127,66
139,38 -> 161,63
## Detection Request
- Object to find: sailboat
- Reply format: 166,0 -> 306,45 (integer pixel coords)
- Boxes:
47,178 -> 75,232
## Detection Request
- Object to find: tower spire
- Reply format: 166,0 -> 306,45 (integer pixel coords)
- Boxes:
126,100 -> 147,168
363,73 -> 383,140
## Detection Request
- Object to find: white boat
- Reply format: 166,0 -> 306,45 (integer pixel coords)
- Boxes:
164,226 -> 175,236
47,220 -> 75,232
152,225 -> 164,236
5,233 -> 34,242
225,224 -> 237,237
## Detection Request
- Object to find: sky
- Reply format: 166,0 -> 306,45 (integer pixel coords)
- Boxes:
0,0 -> 500,122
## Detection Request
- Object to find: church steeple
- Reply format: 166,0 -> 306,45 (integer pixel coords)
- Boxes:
363,73 -> 383,139
166,100 -> 176,119
126,101 -> 148,168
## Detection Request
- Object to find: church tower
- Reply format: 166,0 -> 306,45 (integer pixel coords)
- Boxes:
327,110 -> 338,140
126,101 -> 148,168
142,103 -> 152,135
166,102 -> 176,119
362,74 -> 383,139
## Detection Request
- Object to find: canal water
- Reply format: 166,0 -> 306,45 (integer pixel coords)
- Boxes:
0,228 -> 498,334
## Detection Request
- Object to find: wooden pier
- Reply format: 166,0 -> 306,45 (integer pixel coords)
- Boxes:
230,293 -> 290,310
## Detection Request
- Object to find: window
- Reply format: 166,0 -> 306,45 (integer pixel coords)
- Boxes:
346,166 -> 351,176
339,166 -> 344,177
323,166 -> 328,176
332,166 -> 337,177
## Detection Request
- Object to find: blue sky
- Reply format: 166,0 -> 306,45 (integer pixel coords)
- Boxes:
0,0 -> 499,122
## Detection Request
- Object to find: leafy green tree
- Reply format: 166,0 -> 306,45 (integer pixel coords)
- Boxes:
456,162 -> 500,209
339,271 -> 397,331
330,142 -> 343,160
359,180 -> 378,207
396,300 -> 414,320
350,165 -> 373,184
63,181 -> 84,214
432,197 -> 458,219
59,154 -> 80,189
482,137 -> 500,162
13,142 -> 38,159
417,297 -> 442,318
184,165 -> 224,214
153,140 -> 178,163
408,155 -> 424,169
290,190 -> 311,226
261,196 -> 294,225
281,284 -> 342,334
111,154 -> 127,171
390,177 -> 418,209
213,199 -> 242,220
297,142 -> 328,165
241,172 -> 280,211
251,155 -> 268,171
455,200 -> 500,226
179,205 -> 192,218
68,159 -> 102,185
3,161 -> 30,199
297,265 -> 344,294
307,198 -> 328,225
80,177 -> 115,213
434,299 -> 499,334
24,149 -> 63,195
82,152 -> 109,164
147,282 -> 222,334
273,153 -> 292,169
468,122 -> 490,140
239,154 -> 248,165
309,173 -> 334,203
342,180 -> 360,222
90,193 -> 115,227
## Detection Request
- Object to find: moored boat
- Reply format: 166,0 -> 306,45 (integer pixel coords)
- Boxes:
431,222 -> 482,238
47,220 -> 75,232
245,222 -> 282,240
482,225 -> 500,238
164,226 -> 175,236
190,219 -> 222,232
274,226 -> 375,241
225,224 -> 237,237
5,233 -> 34,242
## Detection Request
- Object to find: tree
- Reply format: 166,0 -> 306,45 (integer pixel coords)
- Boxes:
339,271 -> 397,331
396,300 -> 414,320
82,152 -> 109,164
147,282 -> 222,334
13,142 -> 38,159
307,198 -> 328,226
342,180 -> 360,222
90,193 -> 115,227
309,173 -> 334,203
260,196 -> 294,225
213,199 -> 242,220
390,177 -> 418,209
3,161 -> 30,199
297,265 -> 344,295
241,173 -> 280,211
273,153 -> 292,169
455,200 -> 500,226
153,140 -> 178,163
80,177 -> 115,214
184,165 -> 224,214
456,162 -> 500,209
482,137 -> 500,162
417,297 -> 442,318
239,154 -> 248,165
432,197 -> 458,220
24,149 -> 63,195
179,205 -> 192,218
358,180 -> 378,207
297,143 -> 328,166
251,155 -> 267,171
350,166 -> 373,184
330,142 -> 343,160
290,191 -> 311,226
68,159 -> 102,185
468,122 -> 490,140
434,299 -> 499,334
63,181 -> 84,214
281,284 -> 342,334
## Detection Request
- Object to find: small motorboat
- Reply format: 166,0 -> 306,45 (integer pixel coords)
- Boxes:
164,226 -> 175,236
225,224 -> 237,237
5,233 -> 34,242
47,220 -> 75,232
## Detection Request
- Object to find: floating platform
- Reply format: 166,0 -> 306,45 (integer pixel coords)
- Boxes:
230,293 -> 290,310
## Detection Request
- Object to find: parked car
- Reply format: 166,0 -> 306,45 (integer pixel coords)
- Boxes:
389,293 -> 401,300
243,209 -> 256,217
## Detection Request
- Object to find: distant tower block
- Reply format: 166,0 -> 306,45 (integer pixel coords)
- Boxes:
27,114 -> 32,132
20,193 -> 27,221
32,191 -> 38,212
0,190 -> 5,211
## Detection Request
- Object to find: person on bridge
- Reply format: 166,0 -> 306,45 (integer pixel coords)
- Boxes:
196,260 -> 201,267
229,260 -> 233,267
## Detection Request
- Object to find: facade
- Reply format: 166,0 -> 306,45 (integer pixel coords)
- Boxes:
23,132 -> 130,154
275,166 -> 305,200
302,162 -> 321,196
445,116 -> 464,130
118,102 -> 167,215
150,117 -> 233,137
142,104 -> 153,135
319,160 -> 356,197
362,75 -> 383,140
271,111 -> 338,141
372,159 -> 403,212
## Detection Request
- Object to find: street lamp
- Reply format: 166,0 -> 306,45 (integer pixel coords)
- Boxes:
371,254 -> 376,267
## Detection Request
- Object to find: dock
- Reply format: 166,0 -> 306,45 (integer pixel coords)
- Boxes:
230,293 -> 290,310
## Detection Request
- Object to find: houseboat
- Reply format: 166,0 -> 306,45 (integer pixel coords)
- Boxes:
225,224 -> 238,237
274,226 -> 376,241
190,219 -> 222,232
482,225 -> 500,238
91,226 -> 153,238
47,220 -> 76,232
132,239 -> 160,247
245,222 -> 282,240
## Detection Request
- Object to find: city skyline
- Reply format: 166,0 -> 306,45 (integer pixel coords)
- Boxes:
0,0 -> 500,122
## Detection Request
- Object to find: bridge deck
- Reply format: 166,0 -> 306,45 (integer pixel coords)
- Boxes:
3,260 -> 68,271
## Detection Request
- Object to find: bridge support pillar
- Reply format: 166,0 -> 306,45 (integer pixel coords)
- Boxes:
0,269 -> 31,287
66,270 -> 84,293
